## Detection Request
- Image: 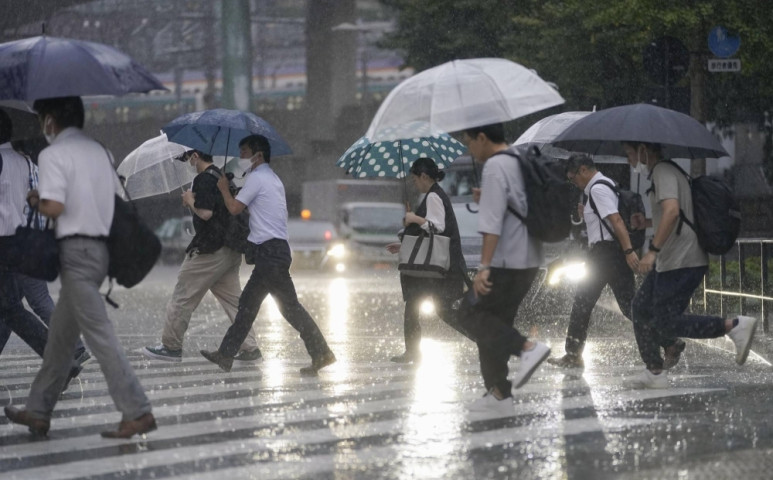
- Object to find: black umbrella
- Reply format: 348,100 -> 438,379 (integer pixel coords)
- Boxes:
552,103 -> 728,159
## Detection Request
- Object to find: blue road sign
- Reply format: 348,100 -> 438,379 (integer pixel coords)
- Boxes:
708,26 -> 741,58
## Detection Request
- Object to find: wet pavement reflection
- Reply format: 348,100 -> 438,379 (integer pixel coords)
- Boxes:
1,264 -> 772,479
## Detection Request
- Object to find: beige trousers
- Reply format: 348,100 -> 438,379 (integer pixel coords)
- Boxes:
162,246 -> 258,351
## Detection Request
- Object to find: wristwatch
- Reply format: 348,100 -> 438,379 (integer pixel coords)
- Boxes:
623,248 -> 635,255
477,264 -> 491,272
648,243 -> 661,253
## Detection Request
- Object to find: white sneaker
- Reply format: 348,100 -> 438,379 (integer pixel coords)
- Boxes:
512,342 -> 550,389
467,390 -> 514,414
727,315 -> 758,365
623,369 -> 669,389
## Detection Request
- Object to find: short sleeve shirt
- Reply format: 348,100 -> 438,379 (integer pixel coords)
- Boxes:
584,172 -> 619,245
477,151 -> 544,269
649,161 -> 707,272
187,165 -> 228,253
37,128 -> 116,239
235,163 -> 288,245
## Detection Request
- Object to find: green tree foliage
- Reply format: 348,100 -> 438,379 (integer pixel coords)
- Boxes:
381,0 -> 773,125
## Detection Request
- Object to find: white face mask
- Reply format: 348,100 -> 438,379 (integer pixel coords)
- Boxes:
632,149 -> 649,174
238,152 -> 261,173
43,116 -> 56,144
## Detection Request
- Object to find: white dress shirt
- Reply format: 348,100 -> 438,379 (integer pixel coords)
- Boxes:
38,127 -> 117,239
0,143 -> 29,236
583,172 -> 619,245
420,192 -> 445,233
235,163 -> 288,245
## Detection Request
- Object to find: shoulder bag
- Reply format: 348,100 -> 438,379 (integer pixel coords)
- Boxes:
398,221 -> 451,278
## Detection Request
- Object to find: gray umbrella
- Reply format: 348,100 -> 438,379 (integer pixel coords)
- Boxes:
552,103 -> 728,159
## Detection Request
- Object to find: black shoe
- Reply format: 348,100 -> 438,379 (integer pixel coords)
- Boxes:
200,350 -> 234,372
233,348 -> 263,362
663,339 -> 686,369
546,354 -> 584,369
74,350 -> 92,366
390,351 -> 420,363
62,365 -> 82,393
300,351 -> 336,376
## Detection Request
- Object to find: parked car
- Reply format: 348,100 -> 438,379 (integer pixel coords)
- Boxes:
287,218 -> 341,270
155,216 -> 194,264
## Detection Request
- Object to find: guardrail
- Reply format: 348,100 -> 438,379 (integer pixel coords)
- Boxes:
700,238 -> 773,334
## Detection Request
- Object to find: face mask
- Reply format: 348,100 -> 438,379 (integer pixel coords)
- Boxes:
43,116 -> 56,144
633,149 -> 649,174
239,152 -> 261,173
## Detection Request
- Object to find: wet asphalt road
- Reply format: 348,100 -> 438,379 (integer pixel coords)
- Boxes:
1,263 -> 773,479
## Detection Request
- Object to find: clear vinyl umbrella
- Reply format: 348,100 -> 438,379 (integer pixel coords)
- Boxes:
514,111 -> 591,159
116,134 -> 193,200
366,58 -> 564,140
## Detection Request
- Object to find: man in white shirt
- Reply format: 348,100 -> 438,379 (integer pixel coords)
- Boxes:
548,154 -> 684,369
4,97 -> 154,439
200,134 -> 336,376
457,123 -> 551,413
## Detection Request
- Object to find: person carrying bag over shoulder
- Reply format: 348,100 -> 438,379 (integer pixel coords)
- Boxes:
386,157 -> 472,363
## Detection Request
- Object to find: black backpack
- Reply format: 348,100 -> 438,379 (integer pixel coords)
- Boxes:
500,147 -> 573,243
204,169 -> 251,256
587,179 -> 646,250
652,160 -> 741,255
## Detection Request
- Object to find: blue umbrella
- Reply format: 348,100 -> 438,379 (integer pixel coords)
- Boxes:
162,109 -> 292,157
337,123 -> 466,178
0,36 -> 165,101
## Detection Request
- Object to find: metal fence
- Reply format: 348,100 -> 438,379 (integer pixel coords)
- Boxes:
700,238 -> 773,334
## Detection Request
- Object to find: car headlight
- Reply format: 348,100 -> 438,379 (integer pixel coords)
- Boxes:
548,261 -> 587,285
327,243 -> 346,258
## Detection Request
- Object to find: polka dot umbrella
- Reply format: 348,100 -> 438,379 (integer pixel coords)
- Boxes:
336,123 -> 466,179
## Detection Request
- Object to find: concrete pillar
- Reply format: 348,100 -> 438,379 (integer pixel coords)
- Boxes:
221,0 -> 252,111
305,0 -> 357,143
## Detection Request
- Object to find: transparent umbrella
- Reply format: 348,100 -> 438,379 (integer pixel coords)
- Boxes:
366,58 -> 564,140
514,111 -> 591,159
116,134 -> 193,200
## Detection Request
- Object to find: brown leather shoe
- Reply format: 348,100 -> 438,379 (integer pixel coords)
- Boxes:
300,351 -> 336,376
200,349 -> 233,372
100,412 -> 157,439
4,406 -> 50,436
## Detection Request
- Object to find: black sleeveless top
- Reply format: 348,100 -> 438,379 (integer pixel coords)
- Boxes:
404,182 -> 467,275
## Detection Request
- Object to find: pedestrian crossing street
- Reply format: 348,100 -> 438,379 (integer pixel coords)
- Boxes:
0,336 -> 732,480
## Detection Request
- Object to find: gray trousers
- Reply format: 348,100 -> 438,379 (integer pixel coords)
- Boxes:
26,238 -> 151,421
162,246 -> 258,351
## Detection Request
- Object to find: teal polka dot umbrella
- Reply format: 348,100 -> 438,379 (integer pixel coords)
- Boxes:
336,123 -> 466,179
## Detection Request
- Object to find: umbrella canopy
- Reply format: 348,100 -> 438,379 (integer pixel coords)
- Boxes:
0,36 -> 165,101
552,103 -> 728,159
514,111 -> 591,159
366,58 -> 564,140
116,134 -> 193,200
337,123 -> 466,179
162,109 -> 292,157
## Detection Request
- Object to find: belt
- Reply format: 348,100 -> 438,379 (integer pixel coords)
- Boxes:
58,234 -> 109,242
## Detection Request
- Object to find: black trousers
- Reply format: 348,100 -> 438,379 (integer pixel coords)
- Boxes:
0,267 -> 48,357
564,241 -> 635,356
217,239 -> 331,359
565,241 -> 677,358
400,272 -> 466,354
633,266 -> 724,370
457,267 -> 538,395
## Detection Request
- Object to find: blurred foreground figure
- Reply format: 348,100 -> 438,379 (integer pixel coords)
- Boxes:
5,97 -> 155,439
